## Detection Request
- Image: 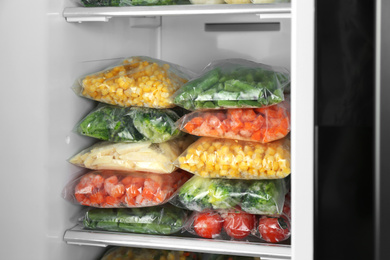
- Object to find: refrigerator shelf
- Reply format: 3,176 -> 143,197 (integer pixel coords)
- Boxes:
63,3 -> 291,23
64,225 -> 291,259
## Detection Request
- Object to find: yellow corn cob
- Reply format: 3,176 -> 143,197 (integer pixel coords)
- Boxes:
176,136 -> 291,179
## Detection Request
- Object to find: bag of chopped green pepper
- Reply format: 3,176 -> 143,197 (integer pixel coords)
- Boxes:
74,104 -> 183,143
82,205 -> 188,235
173,59 -> 290,111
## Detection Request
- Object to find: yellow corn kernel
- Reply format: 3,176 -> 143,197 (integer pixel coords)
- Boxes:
239,162 -> 249,171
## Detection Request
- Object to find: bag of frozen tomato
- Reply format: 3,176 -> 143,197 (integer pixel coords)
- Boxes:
73,56 -> 195,109
99,247 -> 201,260
74,104 -> 183,143
175,136 -> 290,179
80,204 -> 188,235
177,100 -> 290,143
68,136 -> 196,174
173,58 -> 289,111
170,176 -> 287,215
62,169 -> 192,208
185,209 -> 291,243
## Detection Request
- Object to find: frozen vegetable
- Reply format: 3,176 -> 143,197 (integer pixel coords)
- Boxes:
186,209 -> 291,243
257,215 -> 291,243
82,205 -> 188,235
73,56 -> 194,109
76,104 -> 182,143
177,101 -> 290,143
171,176 -> 286,215
173,59 -> 289,110
63,169 -> 191,208
100,247 -> 200,260
69,136 -> 196,173
79,0 -> 131,6
186,209 -> 255,241
175,136 -> 291,179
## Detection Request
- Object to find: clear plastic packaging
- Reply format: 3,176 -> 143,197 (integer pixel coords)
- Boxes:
81,204 -> 188,235
185,209 -> 291,243
100,247 -> 201,260
173,59 -> 290,111
73,56 -> 195,109
69,136 -> 196,174
175,136 -> 290,179
177,100 -> 290,143
63,169 -> 192,208
170,176 -> 286,215
75,104 -> 182,143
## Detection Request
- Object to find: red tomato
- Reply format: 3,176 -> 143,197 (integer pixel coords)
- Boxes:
193,212 -> 223,239
223,212 -> 255,239
258,215 -> 291,243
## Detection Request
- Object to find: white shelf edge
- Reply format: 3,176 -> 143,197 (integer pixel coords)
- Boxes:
64,225 -> 291,259
63,4 -> 291,22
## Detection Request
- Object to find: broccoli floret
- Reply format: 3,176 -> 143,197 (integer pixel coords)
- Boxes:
208,179 -> 239,209
240,179 -> 285,215
177,176 -> 211,211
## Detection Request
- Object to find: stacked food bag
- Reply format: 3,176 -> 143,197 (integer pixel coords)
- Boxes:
63,56 -> 197,236
63,56 -> 291,245
171,58 -> 292,243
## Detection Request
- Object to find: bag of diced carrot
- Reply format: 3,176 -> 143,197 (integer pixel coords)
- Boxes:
72,56 -> 195,109
175,136 -> 290,179
176,100 -> 290,143
62,169 -> 192,208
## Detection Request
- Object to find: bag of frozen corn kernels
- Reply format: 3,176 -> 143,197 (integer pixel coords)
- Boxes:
175,136 -> 290,179
73,56 -> 195,109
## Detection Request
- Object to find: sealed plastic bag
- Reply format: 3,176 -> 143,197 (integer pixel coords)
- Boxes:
63,169 -> 192,208
171,176 -> 286,215
73,56 -> 194,109
175,136 -> 290,179
81,204 -> 188,235
75,104 -> 182,143
100,247 -> 201,260
69,136 -> 196,173
177,100 -> 290,143
185,209 -> 291,243
77,0 -> 132,6
173,59 -> 290,110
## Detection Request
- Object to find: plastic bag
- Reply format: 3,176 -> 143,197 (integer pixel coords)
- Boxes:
73,56 -> 195,109
68,136 -> 196,173
63,169 -> 192,208
170,176 -> 286,215
78,0 -> 132,6
100,247 -> 201,260
173,59 -> 290,111
175,136 -> 290,179
131,0 -> 191,5
75,104 -> 182,143
185,209 -> 291,243
81,204 -> 188,235
177,100 -> 290,143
